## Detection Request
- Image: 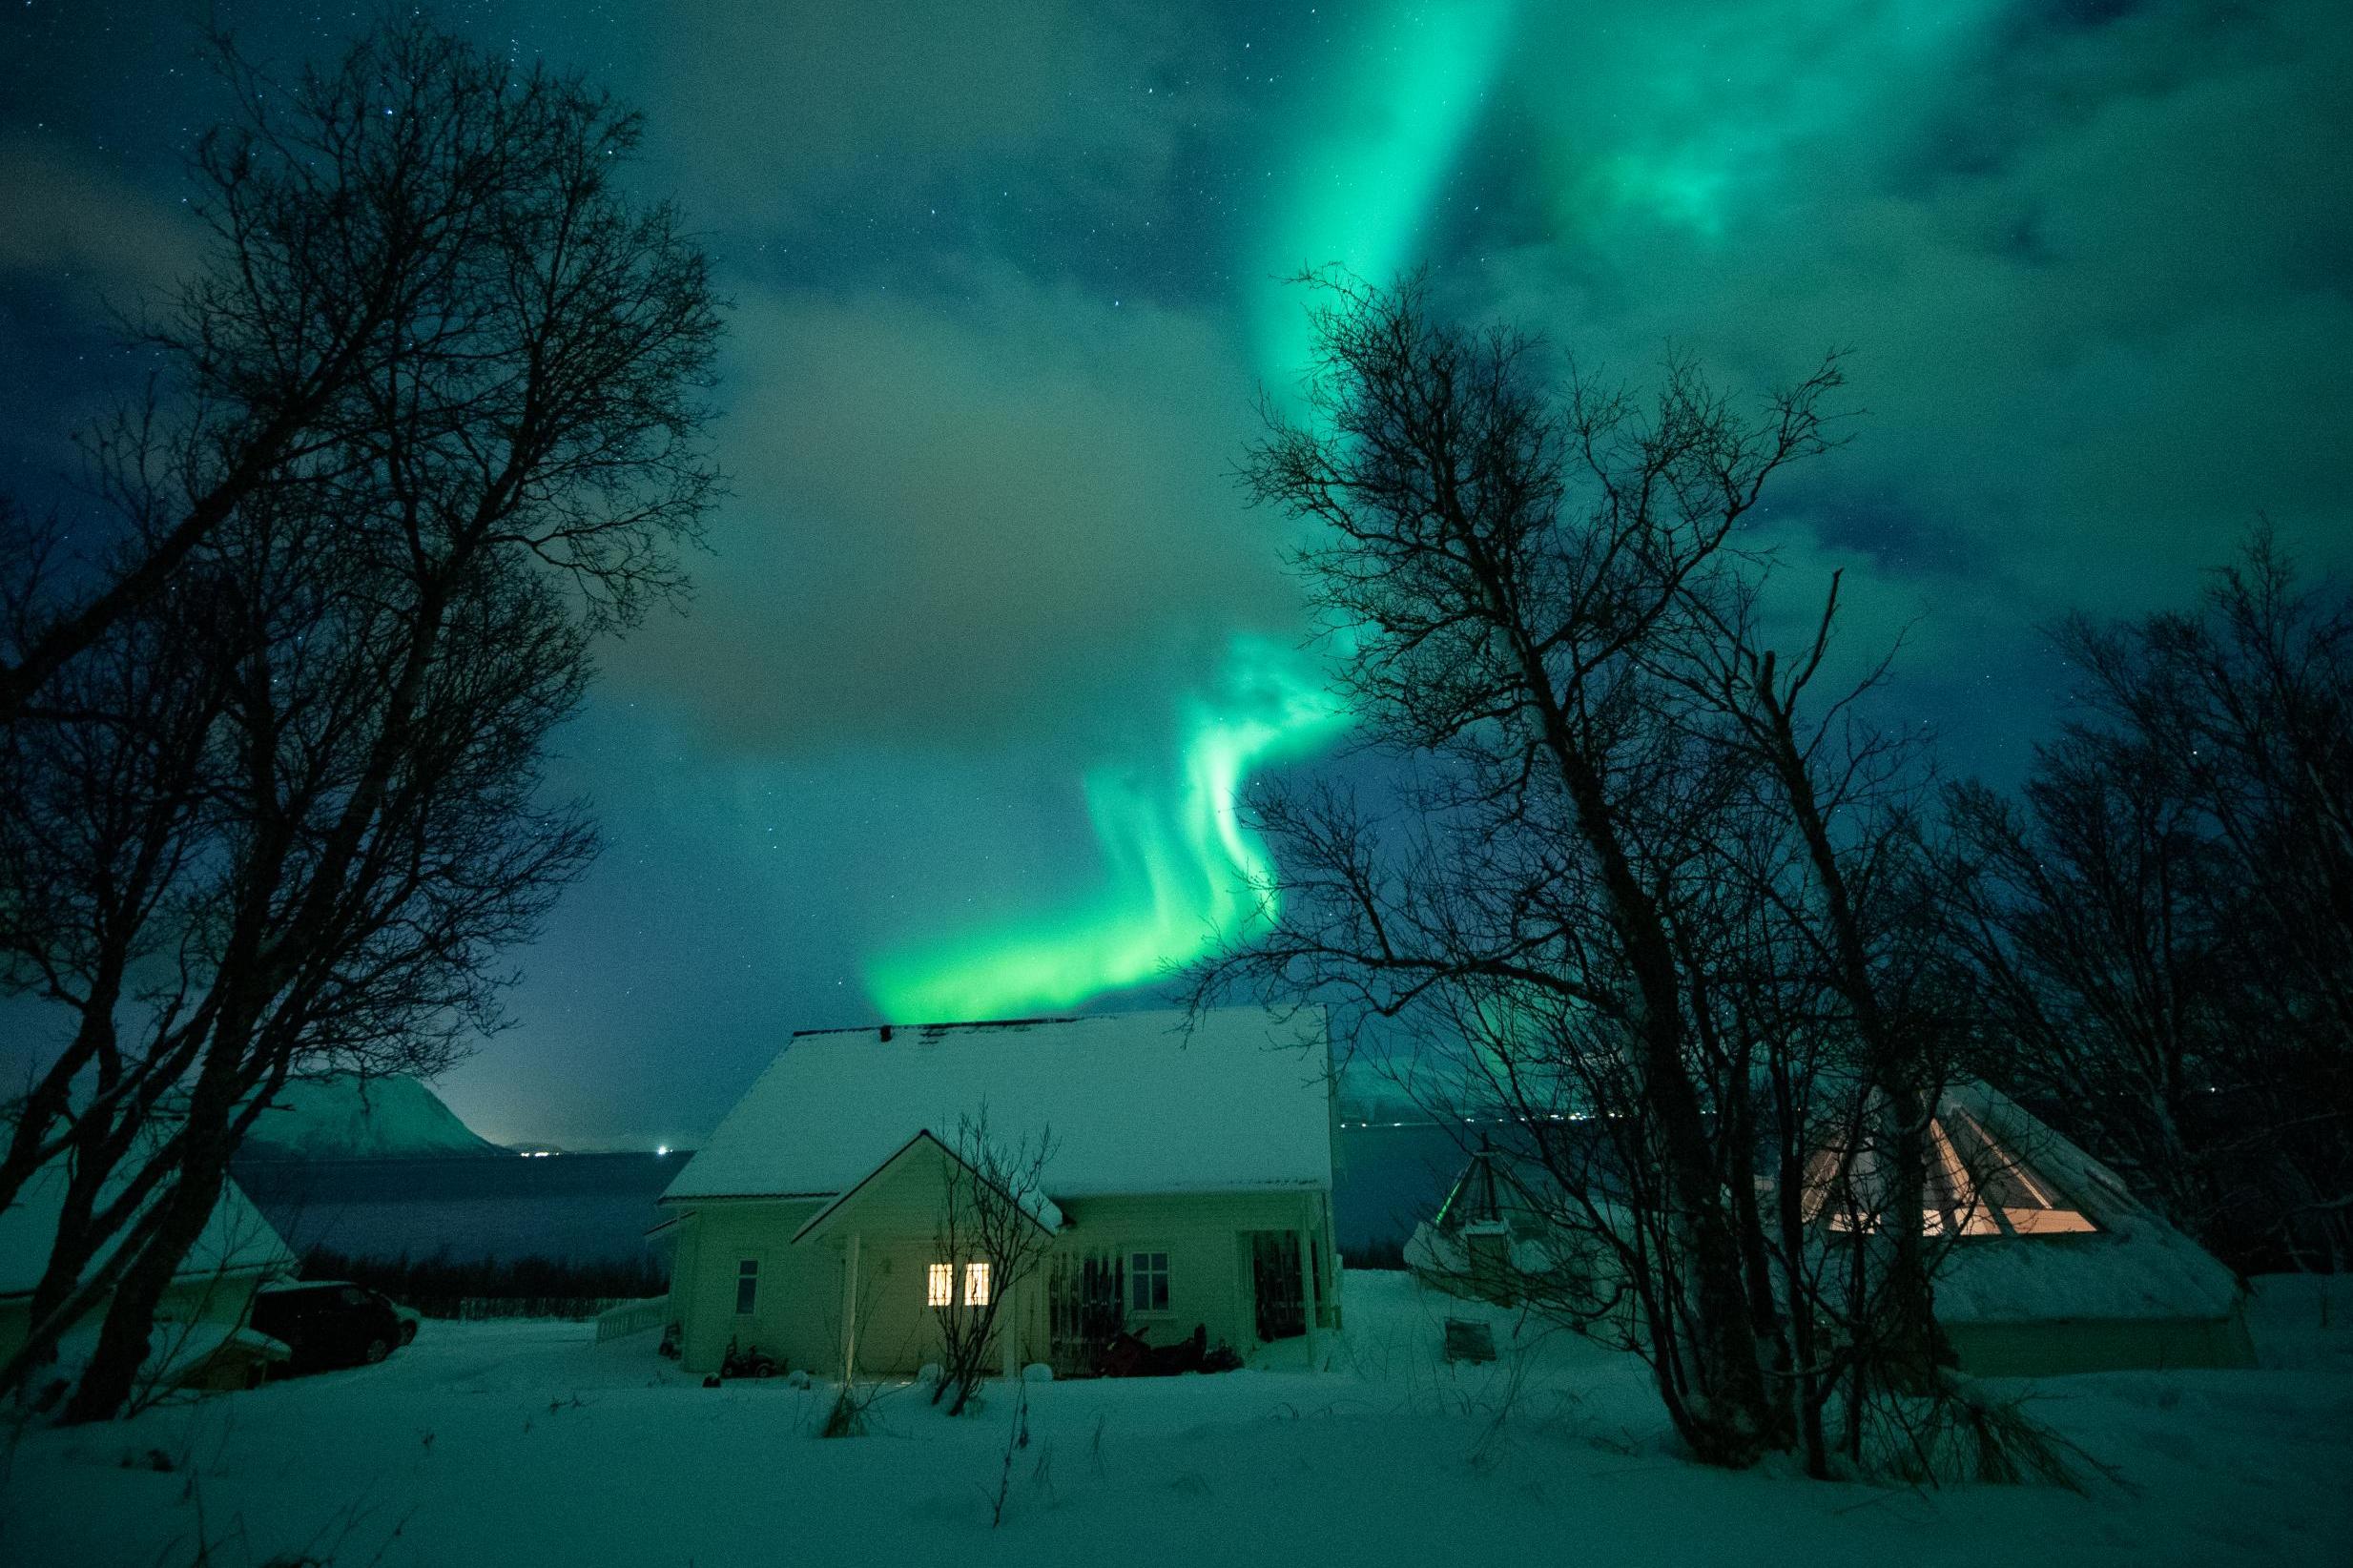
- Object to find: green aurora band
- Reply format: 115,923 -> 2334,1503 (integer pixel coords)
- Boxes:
860,1 -> 1516,1022
861,636 -> 1350,1021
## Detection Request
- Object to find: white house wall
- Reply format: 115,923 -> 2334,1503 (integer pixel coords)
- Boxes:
664,1180 -> 1340,1377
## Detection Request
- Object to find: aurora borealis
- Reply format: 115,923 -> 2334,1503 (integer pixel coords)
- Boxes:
866,633 -> 1348,1020
868,0 -> 1513,1020
4,1 -> 2348,1147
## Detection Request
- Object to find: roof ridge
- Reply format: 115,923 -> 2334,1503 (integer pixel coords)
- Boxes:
792,1012 -> 1119,1039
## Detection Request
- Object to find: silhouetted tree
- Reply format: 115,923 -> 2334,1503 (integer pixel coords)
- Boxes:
1657,570 -> 1962,1421
1950,531 -> 2353,1269
0,18 -> 721,1420
0,20 -> 687,721
1198,271 -> 1847,1467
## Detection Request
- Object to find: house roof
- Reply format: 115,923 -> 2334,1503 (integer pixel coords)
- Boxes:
1,1152 -> 297,1300
662,1005 -> 1333,1205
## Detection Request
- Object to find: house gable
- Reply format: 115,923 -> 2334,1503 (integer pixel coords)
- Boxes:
790,1131 -> 1063,1247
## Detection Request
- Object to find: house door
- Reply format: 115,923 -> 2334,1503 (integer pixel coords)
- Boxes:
1047,1250 -> 1125,1374
1250,1230 -> 1306,1341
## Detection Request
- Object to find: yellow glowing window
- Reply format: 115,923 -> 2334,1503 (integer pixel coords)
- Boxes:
927,1262 -> 954,1308
964,1261 -> 991,1308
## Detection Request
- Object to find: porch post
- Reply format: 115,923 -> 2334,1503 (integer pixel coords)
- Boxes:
1301,1195 -> 1323,1371
840,1231 -> 861,1382
1001,1273 -> 1019,1381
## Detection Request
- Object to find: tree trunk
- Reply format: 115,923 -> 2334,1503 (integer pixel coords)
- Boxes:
1762,698 -> 1948,1390
58,1134 -> 234,1424
0,1170 -> 177,1399
1485,583 -> 1774,1464
56,1042 -> 251,1425
1546,706 -> 1772,1463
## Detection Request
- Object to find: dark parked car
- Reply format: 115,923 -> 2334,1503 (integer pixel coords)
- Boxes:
249,1281 -> 408,1373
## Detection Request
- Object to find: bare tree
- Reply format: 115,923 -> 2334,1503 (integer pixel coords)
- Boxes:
1200,271 -> 1845,1467
931,1112 -> 1057,1417
3,515 -> 598,1408
1950,529 -> 2353,1269
1200,274 -> 2063,1483
0,17 -> 721,1421
1656,568 -> 1963,1404
0,21 -> 665,721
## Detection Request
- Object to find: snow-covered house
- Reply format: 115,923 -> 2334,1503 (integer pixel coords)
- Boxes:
654,1007 -> 1339,1378
0,1155 -> 298,1378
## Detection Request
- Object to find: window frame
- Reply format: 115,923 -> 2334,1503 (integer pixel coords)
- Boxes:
733,1257 -> 761,1316
927,1261 -> 955,1309
963,1260 -> 992,1308
1127,1248 -> 1170,1316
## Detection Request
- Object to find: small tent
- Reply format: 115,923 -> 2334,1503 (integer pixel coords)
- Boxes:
1408,1083 -> 2254,1376
1405,1129 -> 1628,1324
1406,1138 -> 1533,1303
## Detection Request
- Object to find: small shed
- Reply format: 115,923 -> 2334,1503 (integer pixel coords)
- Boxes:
0,1154 -> 297,1375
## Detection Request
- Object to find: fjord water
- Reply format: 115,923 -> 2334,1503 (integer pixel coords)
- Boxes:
234,1123 -> 1468,1268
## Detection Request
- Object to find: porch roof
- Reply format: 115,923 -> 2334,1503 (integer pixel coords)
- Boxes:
788,1130 -> 1064,1246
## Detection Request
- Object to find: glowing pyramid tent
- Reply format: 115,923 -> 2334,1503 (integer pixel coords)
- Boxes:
1872,1082 -> 2253,1374
1407,1083 -> 2254,1375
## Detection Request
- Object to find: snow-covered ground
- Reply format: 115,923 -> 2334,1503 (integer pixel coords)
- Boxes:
5,1270 -> 2347,1567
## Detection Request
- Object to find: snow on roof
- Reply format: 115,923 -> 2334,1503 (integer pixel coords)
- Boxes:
1,1152 -> 297,1299
1931,1083 -> 2243,1325
663,1006 -> 1333,1205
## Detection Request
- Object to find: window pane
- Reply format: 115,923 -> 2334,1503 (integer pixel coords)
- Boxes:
928,1262 -> 954,1308
735,1259 -> 758,1315
1125,1251 -> 1171,1311
965,1261 -> 991,1307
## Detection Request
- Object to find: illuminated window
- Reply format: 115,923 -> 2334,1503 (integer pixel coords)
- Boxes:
734,1259 -> 759,1315
1129,1251 -> 1169,1313
964,1261 -> 991,1308
928,1262 -> 954,1308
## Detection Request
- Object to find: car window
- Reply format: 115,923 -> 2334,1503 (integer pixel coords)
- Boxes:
339,1287 -> 372,1306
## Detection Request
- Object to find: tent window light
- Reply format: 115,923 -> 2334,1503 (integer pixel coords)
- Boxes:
1804,1100 -> 2099,1238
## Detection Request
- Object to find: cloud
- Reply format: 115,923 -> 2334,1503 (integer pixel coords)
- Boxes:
638,0 -> 1220,235
0,133 -> 197,303
1481,0 -> 2353,637
609,273 -> 1308,759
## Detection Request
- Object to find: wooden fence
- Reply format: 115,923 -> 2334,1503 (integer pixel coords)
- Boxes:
593,1296 -> 671,1343
409,1294 -> 650,1323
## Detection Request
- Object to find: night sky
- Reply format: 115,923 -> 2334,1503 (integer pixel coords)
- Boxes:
3,2 -> 2347,1149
